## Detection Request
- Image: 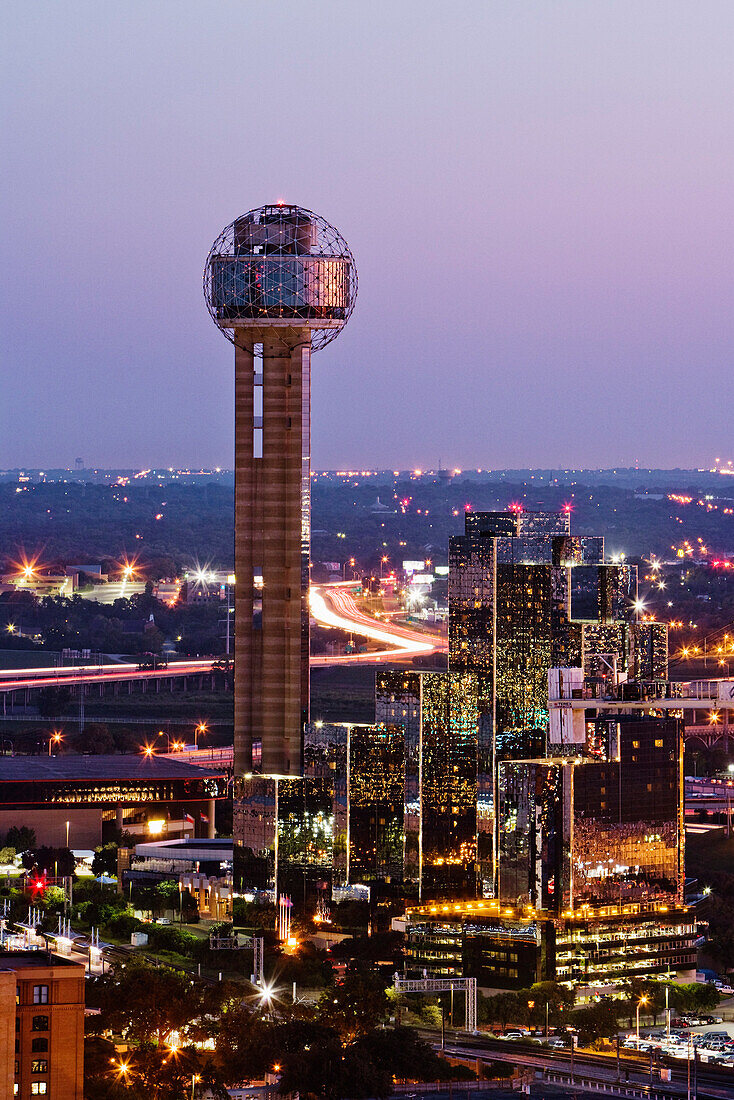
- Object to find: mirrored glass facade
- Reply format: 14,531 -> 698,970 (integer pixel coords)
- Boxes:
376,671 -> 480,898
496,717 -> 683,915
497,761 -> 571,911
571,716 -> 683,906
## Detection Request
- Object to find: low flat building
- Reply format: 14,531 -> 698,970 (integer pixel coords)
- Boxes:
0,755 -> 228,848
403,898 -> 697,997
0,950 -> 84,1099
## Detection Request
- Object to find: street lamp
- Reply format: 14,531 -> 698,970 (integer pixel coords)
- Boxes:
195,722 -> 207,749
157,730 -> 173,752
191,1073 -> 201,1099
636,994 -> 649,1049
48,731 -> 63,756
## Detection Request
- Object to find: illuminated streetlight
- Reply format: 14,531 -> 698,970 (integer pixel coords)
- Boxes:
636,994 -> 649,1049
48,730 -> 63,757
194,722 -> 207,749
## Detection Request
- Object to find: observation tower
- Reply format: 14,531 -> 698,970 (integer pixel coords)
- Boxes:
204,205 -> 357,776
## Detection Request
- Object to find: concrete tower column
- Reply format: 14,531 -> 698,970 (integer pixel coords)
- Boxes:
204,205 -> 355,797
234,340 -> 256,776
233,331 -> 310,778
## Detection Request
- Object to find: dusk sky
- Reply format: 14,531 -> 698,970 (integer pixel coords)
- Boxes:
2,1 -> 734,471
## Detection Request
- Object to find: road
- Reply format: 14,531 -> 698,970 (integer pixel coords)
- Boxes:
310,583 -> 446,662
427,1029 -> 734,1100
0,583 -> 445,692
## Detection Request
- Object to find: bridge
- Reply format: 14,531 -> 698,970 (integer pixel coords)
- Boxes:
0,582 -> 445,708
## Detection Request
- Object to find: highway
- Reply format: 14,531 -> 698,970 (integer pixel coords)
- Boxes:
427,1029 -> 734,1100
0,584 -> 445,693
309,583 -> 446,662
0,659 -> 217,693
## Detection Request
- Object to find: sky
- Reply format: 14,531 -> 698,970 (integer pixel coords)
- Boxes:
2,1 -> 734,471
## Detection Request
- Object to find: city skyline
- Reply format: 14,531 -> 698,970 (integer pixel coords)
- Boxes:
4,2 -> 734,470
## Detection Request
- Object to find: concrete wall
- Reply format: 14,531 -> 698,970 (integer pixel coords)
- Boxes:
0,807 -> 103,849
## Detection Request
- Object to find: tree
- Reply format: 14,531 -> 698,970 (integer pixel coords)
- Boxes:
317,971 -> 389,1040
92,842 -> 118,878
93,959 -> 198,1047
480,991 -> 527,1029
5,825 -> 35,851
356,1027 -> 472,1084
215,1008 -> 279,1083
37,686 -> 72,717
572,1001 -> 623,1045
28,846 -> 75,877
73,722 -> 114,755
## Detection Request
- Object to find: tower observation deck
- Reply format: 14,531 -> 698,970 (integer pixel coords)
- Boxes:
204,205 -> 357,777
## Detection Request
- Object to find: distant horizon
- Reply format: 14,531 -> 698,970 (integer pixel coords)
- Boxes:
2,462 -> 733,477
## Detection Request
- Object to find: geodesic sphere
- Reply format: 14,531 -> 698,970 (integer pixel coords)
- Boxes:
203,204 -> 357,351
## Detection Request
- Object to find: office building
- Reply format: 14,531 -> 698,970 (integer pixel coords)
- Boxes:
204,204 -> 357,778
0,951 -> 84,1099
449,509 -> 667,759
233,671 -> 481,902
403,898 -> 696,994
497,715 -> 684,912
375,670 -> 480,898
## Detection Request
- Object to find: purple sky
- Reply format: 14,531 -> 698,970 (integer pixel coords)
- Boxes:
2,1 -> 734,471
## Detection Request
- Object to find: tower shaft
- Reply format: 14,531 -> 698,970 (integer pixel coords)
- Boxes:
234,331 -> 311,776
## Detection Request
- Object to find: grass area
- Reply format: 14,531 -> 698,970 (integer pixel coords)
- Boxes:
310,666 -> 377,723
84,690 -> 234,720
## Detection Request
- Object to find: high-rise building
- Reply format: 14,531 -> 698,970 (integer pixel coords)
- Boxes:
234,672 -> 481,903
375,671 -> 481,899
0,951 -> 85,1100
497,715 -> 684,912
449,509 -> 667,764
204,205 -> 357,777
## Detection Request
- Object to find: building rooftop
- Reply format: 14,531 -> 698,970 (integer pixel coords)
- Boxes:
0,754 -> 226,782
135,837 -> 232,862
0,950 -> 82,970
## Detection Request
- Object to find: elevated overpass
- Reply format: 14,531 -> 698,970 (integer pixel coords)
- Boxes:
0,584 -> 445,705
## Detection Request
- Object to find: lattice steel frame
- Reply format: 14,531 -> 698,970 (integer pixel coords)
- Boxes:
393,975 -> 477,1032
203,204 -> 358,351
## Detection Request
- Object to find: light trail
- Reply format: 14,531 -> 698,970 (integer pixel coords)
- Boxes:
0,586 -> 445,692
310,584 -> 443,658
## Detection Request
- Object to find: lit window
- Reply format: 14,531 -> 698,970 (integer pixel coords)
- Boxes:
31,1061 -> 48,1074
655,739 -> 663,748
31,1086 -> 47,1096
